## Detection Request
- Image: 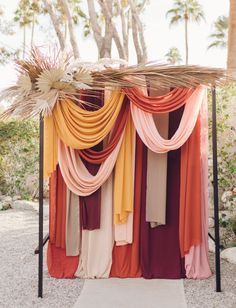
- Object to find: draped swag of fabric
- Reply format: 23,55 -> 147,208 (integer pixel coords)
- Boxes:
46,83 -> 211,280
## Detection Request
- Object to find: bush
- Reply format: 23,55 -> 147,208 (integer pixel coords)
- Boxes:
0,119 -> 39,199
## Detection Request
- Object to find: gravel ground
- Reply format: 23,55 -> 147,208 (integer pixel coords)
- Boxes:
184,253 -> 236,308
1,205 -> 236,308
0,206 -> 83,308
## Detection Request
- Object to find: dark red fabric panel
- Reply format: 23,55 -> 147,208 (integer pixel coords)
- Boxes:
140,107 -> 185,279
79,90 -> 103,230
79,98 -> 130,164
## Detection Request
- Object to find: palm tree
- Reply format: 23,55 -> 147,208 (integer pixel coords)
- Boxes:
165,47 -> 182,64
166,0 -> 205,64
208,15 -> 228,49
227,0 -> 236,72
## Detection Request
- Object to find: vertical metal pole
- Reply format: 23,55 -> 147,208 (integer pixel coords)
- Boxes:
38,113 -> 44,298
211,87 -> 221,292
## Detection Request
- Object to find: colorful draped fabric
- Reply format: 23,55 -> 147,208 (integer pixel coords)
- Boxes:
75,175 -> 114,278
79,90 -> 103,231
110,134 -> 143,277
123,87 -> 194,113
47,166 -> 79,278
46,84 -> 209,280
140,107 -> 185,279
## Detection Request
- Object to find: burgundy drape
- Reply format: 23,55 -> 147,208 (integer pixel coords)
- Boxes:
79,90 -> 103,230
140,107 -> 185,279
79,98 -> 130,164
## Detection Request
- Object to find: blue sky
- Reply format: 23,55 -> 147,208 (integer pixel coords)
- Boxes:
0,0 -> 229,89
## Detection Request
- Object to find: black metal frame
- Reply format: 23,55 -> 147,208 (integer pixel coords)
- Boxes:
37,87 -> 222,297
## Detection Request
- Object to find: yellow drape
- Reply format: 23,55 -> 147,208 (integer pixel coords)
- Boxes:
44,116 -> 58,178
52,90 -> 124,149
44,90 -> 125,178
114,112 -> 134,224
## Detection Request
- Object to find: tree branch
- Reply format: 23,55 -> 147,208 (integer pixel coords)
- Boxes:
58,0 -> 80,58
87,0 -> 103,54
98,0 -> 126,59
42,0 -> 65,50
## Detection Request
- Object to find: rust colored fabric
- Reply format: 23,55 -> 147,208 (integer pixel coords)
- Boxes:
49,168 -> 57,244
110,134 -> 143,278
79,98 -> 130,164
47,165 -> 79,278
55,166 -> 67,249
123,87 -> 194,113
180,114 -> 202,256
47,242 -> 79,278
140,107 -> 185,279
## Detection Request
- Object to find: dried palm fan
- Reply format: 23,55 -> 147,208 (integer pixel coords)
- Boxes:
0,48 -> 234,120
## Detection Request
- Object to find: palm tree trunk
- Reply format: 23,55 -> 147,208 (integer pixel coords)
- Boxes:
23,24 -> 26,59
184,16 -> 188,65
227,0 -> 236,74
31,13 -> 35,47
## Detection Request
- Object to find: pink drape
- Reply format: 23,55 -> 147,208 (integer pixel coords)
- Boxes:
58,134 -> 123,196
185,92 -> 212,279
130,86 -> 205,153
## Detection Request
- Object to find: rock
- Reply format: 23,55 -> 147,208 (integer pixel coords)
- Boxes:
0,196 -> 13,211
208,237 -> 215,253
3,196 -> 12,202
208,217 -> 215,228
12,200 -> 36,211
221,247 -> 236,264
12,195 -> 21,201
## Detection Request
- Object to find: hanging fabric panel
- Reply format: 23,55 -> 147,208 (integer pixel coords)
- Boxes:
131,86 -> 205,153
66,189 -> 81,257
140,107 -> 185,279
79,98 -> 130,164
110,134 -> 143,278
146,85 -> 169,227
75,175 -> 114,278
123,87 -> 194,113
114,112 -> 135,225
47,166 -> 79,278
52,91 -> 124,149
58,132 -> 123,196
184,93 -> 212,278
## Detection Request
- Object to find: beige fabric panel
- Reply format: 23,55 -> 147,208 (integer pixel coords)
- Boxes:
146,85 -> 169,227
66,188 -> 81,256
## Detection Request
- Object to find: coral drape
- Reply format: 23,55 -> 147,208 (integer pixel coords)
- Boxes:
131,86 -> 205,153
47,166 -> 79,278
184,94 -> 211,278
123,87 -> 194,113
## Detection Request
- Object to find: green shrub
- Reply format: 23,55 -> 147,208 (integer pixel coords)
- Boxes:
0,119 -> 39,199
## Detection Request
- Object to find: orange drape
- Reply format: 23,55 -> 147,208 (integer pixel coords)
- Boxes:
123,87 -> 194,113
47,166 -> 79,278
110,134 -> 143,277
180,115 -> 202,257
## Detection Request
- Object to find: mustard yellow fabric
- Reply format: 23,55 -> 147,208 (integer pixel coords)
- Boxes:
43,90 -> 124,178
114,112 -> 134,224
52,90 -> 124,149
44,115 -> 58,178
